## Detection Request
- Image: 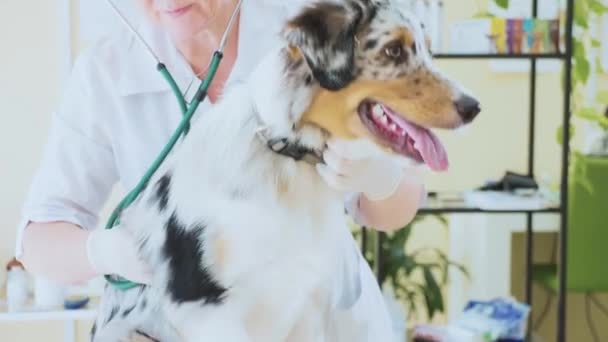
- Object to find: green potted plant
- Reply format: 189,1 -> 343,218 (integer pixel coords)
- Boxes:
350,215 -> 469,322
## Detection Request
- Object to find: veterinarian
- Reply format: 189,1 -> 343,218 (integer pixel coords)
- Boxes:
17,0 -> 425,312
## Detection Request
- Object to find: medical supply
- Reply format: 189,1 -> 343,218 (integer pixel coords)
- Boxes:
454,298 -> 530,341
102,0 -> 243,290
450,17 -> 560,55
478,171 -> 538,192
6,258 -> 28,312
413,297 -> 530,342
34,276 -> 65,309
413,324 -> 486,342
64,296 -> 90,310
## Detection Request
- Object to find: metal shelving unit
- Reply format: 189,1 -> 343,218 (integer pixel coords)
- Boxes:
364,1 -> 574,341
0,303 -> 97,342
433,53 -> 566,59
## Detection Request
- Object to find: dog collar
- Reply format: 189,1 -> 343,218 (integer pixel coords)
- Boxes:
252,109 -> 324,165
265,136 -> 324,165
255,128 -> 324,165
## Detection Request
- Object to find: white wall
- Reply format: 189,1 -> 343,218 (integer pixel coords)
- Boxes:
0,1 -> 81,340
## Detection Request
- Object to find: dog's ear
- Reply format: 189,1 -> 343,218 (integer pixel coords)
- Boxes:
283,2 -> 364,91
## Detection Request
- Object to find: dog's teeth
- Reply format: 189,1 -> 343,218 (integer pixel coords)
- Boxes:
380,115 -> 388,125
389,123 -> 397,131
372,104 -> 383,118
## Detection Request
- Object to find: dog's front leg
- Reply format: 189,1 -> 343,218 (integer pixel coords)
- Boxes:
165,302 -> 252,342
241,266 -> 328,342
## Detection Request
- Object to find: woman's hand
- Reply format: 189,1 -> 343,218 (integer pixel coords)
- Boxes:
87,227 -> 152,285
316,138 -> 425,231
316,138 -> 405,201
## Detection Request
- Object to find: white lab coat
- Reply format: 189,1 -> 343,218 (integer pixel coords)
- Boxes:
15,1 -> 396,339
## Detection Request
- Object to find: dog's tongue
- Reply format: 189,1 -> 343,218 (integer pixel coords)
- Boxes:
383,105 -> 449,171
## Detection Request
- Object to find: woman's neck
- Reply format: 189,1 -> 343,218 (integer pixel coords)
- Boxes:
174,7 -> 240,78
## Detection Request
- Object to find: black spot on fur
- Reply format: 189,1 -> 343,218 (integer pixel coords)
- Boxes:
163,212 -> 227,305
286,2 -> 362,90
90,323 -> 97,340
135,330 -> 160,342
305,74 -> 313,85
229,187 -> 250,200
152,173 -> 171,211
364,39 -> 378,50
411,42 -> 417,55
140,297 -> 148,310
290,57 -> 304,70
122,305 -> 136,318
414,78 -> 421,85
348,0 -> 377,29
105,306 -> 119,324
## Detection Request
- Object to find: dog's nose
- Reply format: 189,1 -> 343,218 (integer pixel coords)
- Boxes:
454,95 -> 480,123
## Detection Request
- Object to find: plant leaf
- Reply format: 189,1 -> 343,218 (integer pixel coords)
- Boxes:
392,224 -> 413,247
405,289 -> 420,320
449,262 -> 472,280
576,108 -> 608,129
589,0 -> 608,14
576,107 -> 601,119
574,41 -> 591,84
422,267 -> 444,320
597,91 -> 608,104
575,60 -> 590,87
574,0 -> 590,29
495,0 -> 509,9
472,11 -> 493,18
434,214 -> 449,227
556,124 -> 576,145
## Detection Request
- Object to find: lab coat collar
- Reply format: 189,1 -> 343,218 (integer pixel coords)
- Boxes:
117,18 -> 202,99
117,1 -> 292,100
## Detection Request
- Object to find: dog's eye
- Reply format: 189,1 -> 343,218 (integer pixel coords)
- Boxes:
384,43 -> 403,59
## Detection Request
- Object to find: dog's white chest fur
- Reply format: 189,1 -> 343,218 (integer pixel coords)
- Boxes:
96,70 -> 366,341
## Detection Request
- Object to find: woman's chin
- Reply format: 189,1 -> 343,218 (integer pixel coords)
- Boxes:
165,24 -> 206,42
162,15 -> 213,41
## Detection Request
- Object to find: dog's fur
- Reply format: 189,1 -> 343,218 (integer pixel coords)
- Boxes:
91,1 -> 479,341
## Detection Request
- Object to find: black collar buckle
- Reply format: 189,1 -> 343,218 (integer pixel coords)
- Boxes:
266,137 -> 323,165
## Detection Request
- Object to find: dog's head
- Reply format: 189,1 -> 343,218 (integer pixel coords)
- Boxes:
280,0 -> 480,171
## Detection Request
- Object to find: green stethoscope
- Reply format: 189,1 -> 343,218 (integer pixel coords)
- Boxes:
103,0 -> 244,290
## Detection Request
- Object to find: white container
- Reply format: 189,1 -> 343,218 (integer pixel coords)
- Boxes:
6,268 -> 29,312
34,276 -> 65,309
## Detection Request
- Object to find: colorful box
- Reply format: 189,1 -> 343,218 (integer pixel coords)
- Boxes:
489,17 -> 507,53
449,17 -> 561,55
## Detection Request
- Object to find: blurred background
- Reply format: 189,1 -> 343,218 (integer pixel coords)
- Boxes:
1,0 -> 607,341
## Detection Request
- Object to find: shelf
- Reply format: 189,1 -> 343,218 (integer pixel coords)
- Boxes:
0,298 -> 97,322
433,53 -> 566,59
0,308 -> 97,322
418,206 -> 562,214
417,191 -> 561,214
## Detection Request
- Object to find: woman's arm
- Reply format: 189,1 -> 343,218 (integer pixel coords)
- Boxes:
316,139 -> 427,232
356,170 -> 425,232
21,221 -> 153,286
20,222 -> 98,285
